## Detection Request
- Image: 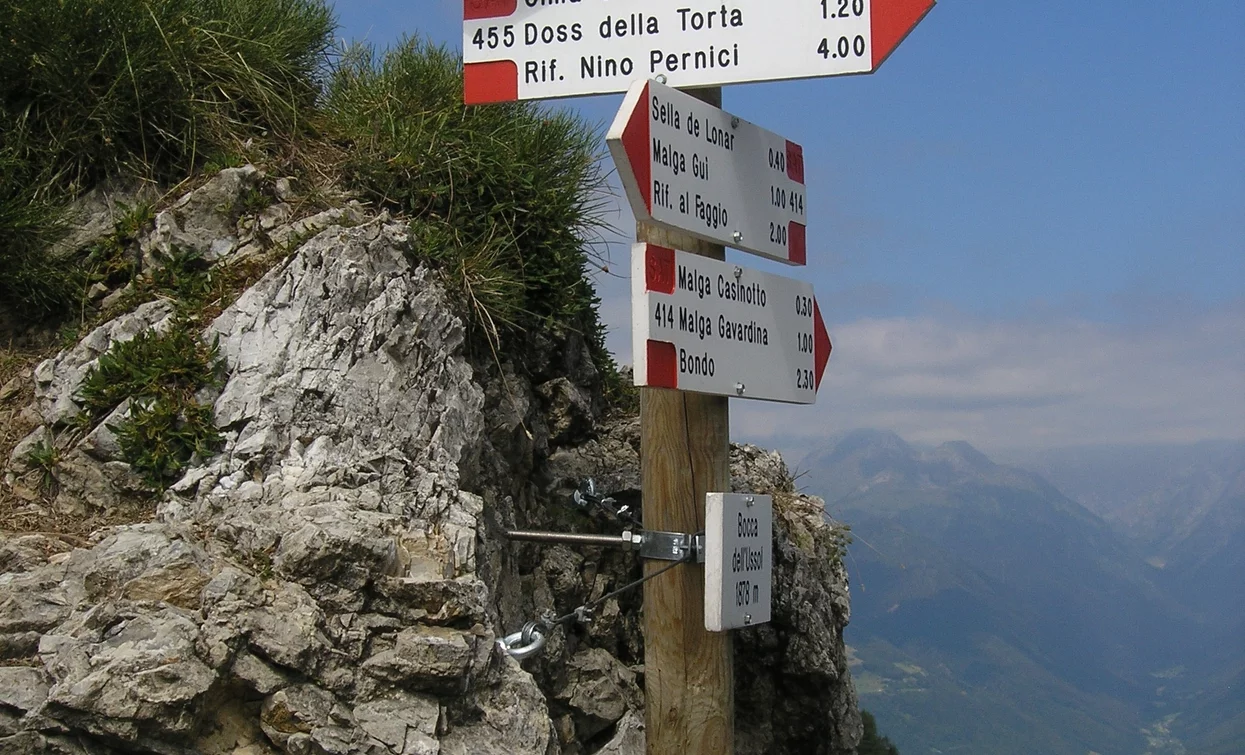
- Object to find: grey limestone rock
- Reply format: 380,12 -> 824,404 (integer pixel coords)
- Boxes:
553,648 -> 641,743
593,711 -> 644,755
0,176 -> 863,754
0,666 -> 49,722
142,166 -> 261,265
438,658 -> 554,755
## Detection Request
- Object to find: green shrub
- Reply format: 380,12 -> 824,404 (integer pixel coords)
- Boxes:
4,13 -> 624,405
114,395 -> 221,489
24,438 -> 61,497
0,0 -> 335,189
0,148 -> 77,316
859,710 -> 901,755
77,323 -> 224,489
323,39 -> 613,365
0,0 -> 334,324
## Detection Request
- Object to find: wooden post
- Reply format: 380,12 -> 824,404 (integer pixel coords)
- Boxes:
640,86 -> 734,755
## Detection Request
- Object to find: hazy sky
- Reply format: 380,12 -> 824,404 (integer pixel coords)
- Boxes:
329,1 -> 1245,454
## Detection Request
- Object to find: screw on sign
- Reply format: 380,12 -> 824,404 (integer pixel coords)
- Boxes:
462,0 -> 935,104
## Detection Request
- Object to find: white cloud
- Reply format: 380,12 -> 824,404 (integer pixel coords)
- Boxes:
720,305 -> 1245,453
583,153 -> 1245,456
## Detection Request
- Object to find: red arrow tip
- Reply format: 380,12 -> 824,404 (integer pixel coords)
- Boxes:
621,83 -> 652,214
814,299 -> 832,392
872,0 -> 935,70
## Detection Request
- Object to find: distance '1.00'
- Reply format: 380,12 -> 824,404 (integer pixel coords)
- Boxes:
770,186 -> 805,215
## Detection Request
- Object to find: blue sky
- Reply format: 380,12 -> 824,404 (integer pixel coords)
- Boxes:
329,1 -> 1245,454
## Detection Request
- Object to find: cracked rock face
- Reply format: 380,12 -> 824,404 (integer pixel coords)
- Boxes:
1,173 -> 861,755
2,216 -> 554,755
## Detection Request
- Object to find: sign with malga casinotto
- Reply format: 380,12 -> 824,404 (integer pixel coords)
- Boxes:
631,244 -> 831,404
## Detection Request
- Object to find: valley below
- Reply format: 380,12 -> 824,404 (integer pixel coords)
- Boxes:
797,431 -> 1244,755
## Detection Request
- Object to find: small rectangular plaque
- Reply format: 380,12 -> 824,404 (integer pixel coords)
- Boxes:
705,492 -> 773,631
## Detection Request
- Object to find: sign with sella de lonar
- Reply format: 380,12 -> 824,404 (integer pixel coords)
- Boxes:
608,79 -> 808,266
462,0 -> 935,104
632,243 -> 831,404
705,492 -> 772,632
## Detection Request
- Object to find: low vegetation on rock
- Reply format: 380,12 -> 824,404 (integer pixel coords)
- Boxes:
76,323 -> 225,490
2,0 -> 625,522
1,0 -> 615,372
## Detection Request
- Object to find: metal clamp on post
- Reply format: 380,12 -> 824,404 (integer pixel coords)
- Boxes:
640,530 -> 706,563
503,528 -> 703,563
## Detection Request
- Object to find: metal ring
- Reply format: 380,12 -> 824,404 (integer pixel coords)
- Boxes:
498,623 -> 547,661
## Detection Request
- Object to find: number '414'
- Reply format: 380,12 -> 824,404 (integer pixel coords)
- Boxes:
654,302 -> 674,328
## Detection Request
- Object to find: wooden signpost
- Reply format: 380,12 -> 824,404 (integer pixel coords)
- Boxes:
464,1 -> 935,752
636,87 -> 734,753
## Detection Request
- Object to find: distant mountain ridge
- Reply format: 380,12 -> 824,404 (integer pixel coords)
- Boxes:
1014,440 -> 1245,549
800,429 -> 1242,755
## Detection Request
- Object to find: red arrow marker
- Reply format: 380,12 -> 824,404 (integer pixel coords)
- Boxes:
814,299 -> 832,392
873,0 -> 937,70
619,82 -> 653,216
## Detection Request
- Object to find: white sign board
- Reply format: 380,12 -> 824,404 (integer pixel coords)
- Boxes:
632,244 -> 831,403
706,493 -> 773,632
463,0 -> 935,103
608,79 -> 808,266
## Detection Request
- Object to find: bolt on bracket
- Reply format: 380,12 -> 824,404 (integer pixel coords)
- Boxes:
640,530 -> 705,563
503,529 -> 703,563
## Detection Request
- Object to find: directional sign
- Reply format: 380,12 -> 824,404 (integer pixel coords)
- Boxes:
632,243 -> 831,404
463,0 -> 935,103
608,80 -> 808,265
705,492 -> 772,632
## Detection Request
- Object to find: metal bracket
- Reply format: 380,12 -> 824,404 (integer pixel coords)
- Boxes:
504,528 -> 703,563
640,530 -> 705,563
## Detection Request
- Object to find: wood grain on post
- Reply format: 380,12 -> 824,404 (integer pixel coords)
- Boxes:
640,86 -> 734,755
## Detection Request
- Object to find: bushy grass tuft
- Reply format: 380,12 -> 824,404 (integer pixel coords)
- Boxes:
0,148 -> 77,316
3,15 -> 624,404
0,0 -> 335,190
323,39 -> 614,364
1,0 -> 334,323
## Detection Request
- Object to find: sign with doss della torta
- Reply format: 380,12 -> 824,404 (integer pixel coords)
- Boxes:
632,243 -> 831,404
705,492 -> 772,632
609,79 -> 808,266
463,0 -> 935,104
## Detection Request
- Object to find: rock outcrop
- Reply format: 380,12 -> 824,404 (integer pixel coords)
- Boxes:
1,169 -> 860,754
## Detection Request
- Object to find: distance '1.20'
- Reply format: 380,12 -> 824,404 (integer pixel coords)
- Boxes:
822,0 -> 865,19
